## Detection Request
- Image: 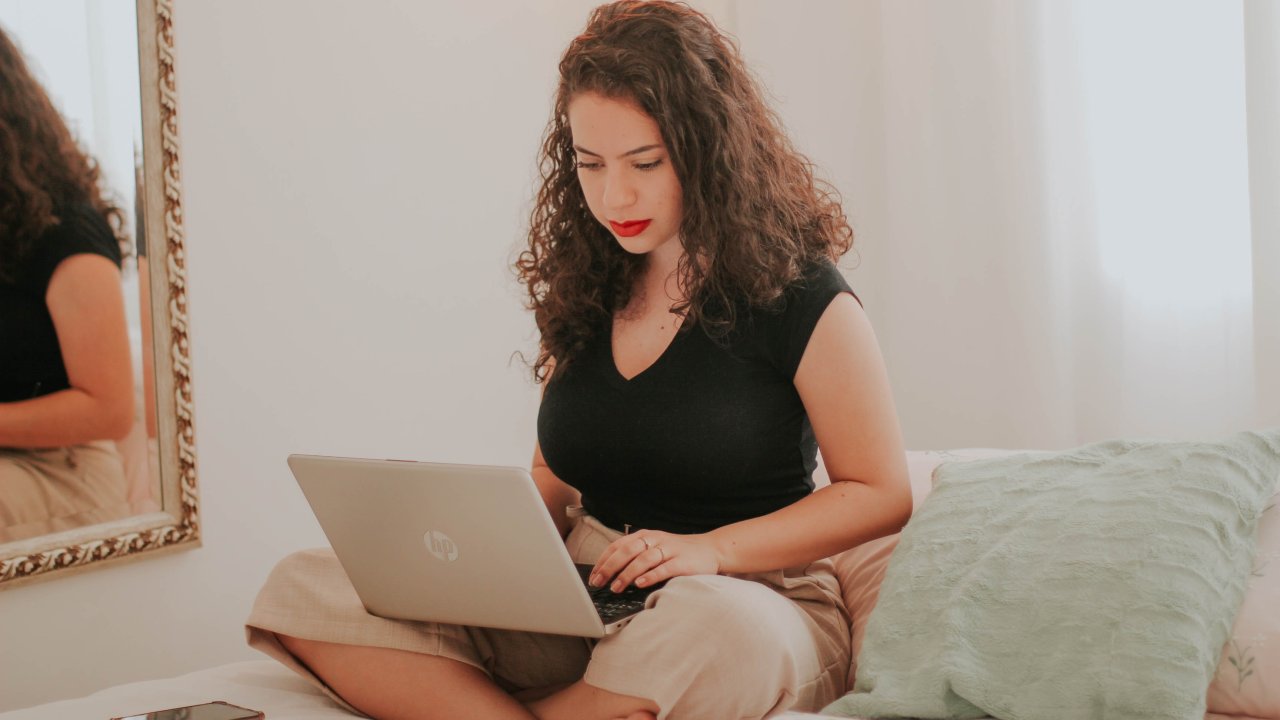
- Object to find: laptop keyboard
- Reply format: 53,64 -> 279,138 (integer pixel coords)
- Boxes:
575,564 -> 663,624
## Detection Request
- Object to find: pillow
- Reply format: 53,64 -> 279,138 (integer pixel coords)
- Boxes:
831,449 -> 1016,689
831,447 -> 1280,719
823,429 -> 1280,720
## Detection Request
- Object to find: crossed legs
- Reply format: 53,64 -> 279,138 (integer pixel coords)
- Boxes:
278,634 -> 659,720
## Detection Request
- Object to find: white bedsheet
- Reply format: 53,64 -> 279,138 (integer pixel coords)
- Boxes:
0,660 -> 835,719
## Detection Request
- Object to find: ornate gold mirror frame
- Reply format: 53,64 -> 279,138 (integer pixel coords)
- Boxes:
0,0 -> 199,589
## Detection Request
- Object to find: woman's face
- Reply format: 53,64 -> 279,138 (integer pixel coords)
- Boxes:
567,92 -> 684,262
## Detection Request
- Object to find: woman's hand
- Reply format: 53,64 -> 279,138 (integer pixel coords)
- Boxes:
589,531 -> 721,592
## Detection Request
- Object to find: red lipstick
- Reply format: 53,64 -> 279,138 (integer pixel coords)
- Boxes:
609,219 -> 651,237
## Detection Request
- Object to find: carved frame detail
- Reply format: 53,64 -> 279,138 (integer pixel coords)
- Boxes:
0,0 -> 200,588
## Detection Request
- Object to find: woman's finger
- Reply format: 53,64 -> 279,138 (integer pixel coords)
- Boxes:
591,533 -> 653,586
610,544 -> 669,591
634,556 -> 677,588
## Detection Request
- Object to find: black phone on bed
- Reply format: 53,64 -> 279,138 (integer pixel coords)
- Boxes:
111,700 -> 264,720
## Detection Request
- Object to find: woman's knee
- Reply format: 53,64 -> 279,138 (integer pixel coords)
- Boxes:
256,548 -> 352,604
653,575 -> 812,653
595,576 -> 823,717
270,547 -> 339,576
276,632 -> 325,660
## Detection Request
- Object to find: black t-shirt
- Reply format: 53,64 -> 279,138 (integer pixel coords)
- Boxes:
0,204 -> 122,402
538,261 -> 857,534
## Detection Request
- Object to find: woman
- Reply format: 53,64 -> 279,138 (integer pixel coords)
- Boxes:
247,3 -> 910,718
0,26 -> 136,542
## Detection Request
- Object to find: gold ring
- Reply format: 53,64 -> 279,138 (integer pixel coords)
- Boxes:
641,536 -> 653,550
656,546 -> 666,562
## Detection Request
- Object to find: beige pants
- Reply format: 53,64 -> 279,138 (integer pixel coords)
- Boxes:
0,441 -> 131,544
246,512 -> 850,719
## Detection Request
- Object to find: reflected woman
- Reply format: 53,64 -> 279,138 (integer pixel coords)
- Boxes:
0,26 -> 135,543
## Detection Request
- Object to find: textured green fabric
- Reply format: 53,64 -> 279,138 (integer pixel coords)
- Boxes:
823,429 -> 1280,720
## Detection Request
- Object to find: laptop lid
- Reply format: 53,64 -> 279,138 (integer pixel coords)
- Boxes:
287,454 -> 607,637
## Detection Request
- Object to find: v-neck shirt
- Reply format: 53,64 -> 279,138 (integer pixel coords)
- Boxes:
537,261 -> 857,534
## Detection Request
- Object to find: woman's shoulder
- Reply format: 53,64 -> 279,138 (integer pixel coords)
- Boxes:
47,203 -> 120,256
790,259 -> 855,300
24,203 -> 123,288
723,258 -> 859,376
714,259 -> 852,316
763,259 -> 858,318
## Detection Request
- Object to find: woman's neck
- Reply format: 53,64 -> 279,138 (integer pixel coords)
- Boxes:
640,250 -> 684,308
642,234 -> 687,293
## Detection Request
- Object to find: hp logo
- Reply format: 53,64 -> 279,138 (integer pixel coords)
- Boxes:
424,530 -> 459,562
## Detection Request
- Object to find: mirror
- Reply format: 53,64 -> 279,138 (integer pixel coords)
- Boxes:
0,0 -> 198,588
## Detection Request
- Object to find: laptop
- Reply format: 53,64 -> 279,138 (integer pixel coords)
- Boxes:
287,454 -> 662,637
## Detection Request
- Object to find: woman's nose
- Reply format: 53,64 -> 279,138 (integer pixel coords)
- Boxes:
602,171 -> 637,211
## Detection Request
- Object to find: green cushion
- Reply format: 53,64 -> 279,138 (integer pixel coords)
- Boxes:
823,429 -> 1280,720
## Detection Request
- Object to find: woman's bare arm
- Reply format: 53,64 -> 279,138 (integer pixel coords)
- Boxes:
530,361 -> 582,538
705,292 -> 911,572
0,254 -> 133,447
533,442 -> 582,539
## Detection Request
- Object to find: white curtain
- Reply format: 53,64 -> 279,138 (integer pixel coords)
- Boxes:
731,0 -> 1280,450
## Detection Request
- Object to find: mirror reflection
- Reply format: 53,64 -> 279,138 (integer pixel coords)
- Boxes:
0,0 -> 160,545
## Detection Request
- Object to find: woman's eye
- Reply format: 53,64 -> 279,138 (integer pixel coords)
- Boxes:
573,159 -> 662,171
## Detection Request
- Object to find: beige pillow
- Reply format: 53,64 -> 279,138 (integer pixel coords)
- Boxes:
1206,481 -> 1280,718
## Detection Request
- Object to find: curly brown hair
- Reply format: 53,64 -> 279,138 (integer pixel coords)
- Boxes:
0,25 -> 127,283
515,0 -> 853,382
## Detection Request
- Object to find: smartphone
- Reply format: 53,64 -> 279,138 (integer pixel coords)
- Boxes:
111,700 -> 264,720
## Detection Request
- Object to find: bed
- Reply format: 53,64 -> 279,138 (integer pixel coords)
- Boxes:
0,659 -> 833,719
3,444 -> 1276,720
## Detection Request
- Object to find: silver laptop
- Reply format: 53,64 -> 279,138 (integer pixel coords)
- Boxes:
287,454 -> 661,637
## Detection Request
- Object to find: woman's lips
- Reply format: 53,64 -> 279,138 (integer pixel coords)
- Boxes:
609,219 -> 652,237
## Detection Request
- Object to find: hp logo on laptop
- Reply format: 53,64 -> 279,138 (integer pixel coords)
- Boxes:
424,530 -> 459,562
